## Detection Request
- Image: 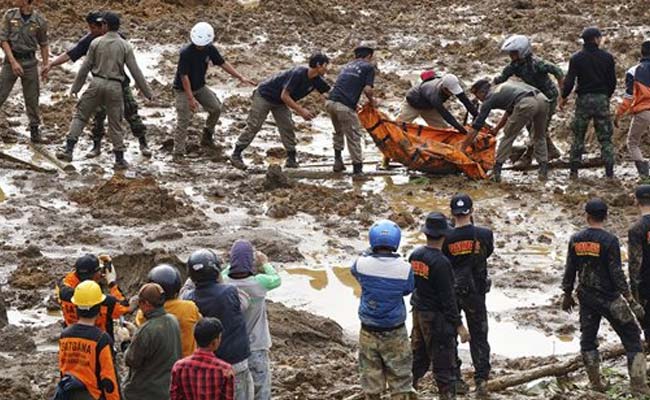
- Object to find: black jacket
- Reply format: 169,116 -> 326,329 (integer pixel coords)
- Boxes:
562,42 -> 616,98
443,224 -> 494,295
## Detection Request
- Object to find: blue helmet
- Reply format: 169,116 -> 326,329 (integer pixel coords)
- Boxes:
369,219 -> 401,251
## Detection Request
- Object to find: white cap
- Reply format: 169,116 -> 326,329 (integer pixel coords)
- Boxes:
440,74 -> 464,96
190,22 -> 215,47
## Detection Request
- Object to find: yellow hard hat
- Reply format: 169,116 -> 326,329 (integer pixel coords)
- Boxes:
71,280 -> 106,310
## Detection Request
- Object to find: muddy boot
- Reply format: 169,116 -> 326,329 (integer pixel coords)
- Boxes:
582,351 -> 607,392
538,162 -> 549,181
56,139 -> 76,162
513,146 -> 533,168
605,162 -> 614,179
547,137 -> 561,160
455,379 -> 470,395
628,352 -> 650,396
138,136 -> 152,158
352,162 -> 368,181
570,161 -> 580,180
85,140 -> 102,159
285,151 -> 299,169
380,155 -> 391,170
29,125 -> 43,144
114,151 -> 129,170
490,162 -> 503,182
475,380 -> 489,399
437,384 -> 456,400
333,150 -> 346,173
200,128 -> 216,148
230,145 -> 247,170
635,161 -> 649,178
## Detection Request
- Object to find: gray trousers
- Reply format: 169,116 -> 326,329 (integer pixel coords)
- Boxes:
496,93 -> 549,164
67,77 -> 125,152
0,59 -> 40,128
236,90 -> 296,151
326,100 -> 363,163
249,350 -> 271,400
397,100 -> 448,128
233,359 -> 255,400
627,110 -> 650,162
174,86 -> 222,155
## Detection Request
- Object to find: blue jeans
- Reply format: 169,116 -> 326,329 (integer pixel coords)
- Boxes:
249,350 -> 271,400
233,359 -> 254,400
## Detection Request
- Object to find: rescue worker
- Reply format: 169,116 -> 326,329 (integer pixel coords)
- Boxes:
171,318 -> 235,400
172,22 -> 255,161
443,194 -> 494,398
55,253 -> 134,341
562,198 -> 650,395
628,185 -> 650,345
326,43 -> 376,175
494,34 -> 564,167
135,264 -> 201,358
55,12 -> 153,170
463,79 -> 550,182
123,283 -> 182,400
230,53 -> 331,170
44,11 -> 152,159
0,0 -> 49,143
410,212 -> 471,400
559,27 -> 617,179
222,241 -> 280,400
181,249 -> 254,400
55,280 -> 120,400
350,220 -> 416,400
615,41 -> 650,178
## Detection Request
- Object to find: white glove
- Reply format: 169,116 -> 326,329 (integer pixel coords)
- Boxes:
100,255 -> 117,285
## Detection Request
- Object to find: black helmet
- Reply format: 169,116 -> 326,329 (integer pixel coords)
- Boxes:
187,249 -> 221,283
147,264 -> 182,299
74,254 -> 101,280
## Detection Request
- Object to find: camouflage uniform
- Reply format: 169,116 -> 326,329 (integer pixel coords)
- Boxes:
359,326 -> 417,400
91,78 -> 146,143
628,215 -> 650,344
569,93 -> 615,165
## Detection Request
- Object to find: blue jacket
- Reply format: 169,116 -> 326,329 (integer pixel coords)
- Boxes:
351,251 -> 415,329
182,281 -> 250,364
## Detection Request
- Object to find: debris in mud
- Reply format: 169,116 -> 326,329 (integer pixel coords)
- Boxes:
0,292 -> 7,329
70,175 -> 196,221
16,244 -> 43,259
264,165 -> 294,190
146,226 -> 184,242
536,233 -> 553,245
8,264 -> 53,290
0,325 -> 37,352
389,210 -> 416,228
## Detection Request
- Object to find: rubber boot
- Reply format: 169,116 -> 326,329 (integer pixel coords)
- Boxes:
56,139 -> 76,162
200,128 -> 216,148
635,161 -> 649,178
114,151 -> 129,170
285,151 -> 299,168
85,140 -> 102,159
491,162 -> 503,182
570,161 -> 580,180
29,125 -> 43,144
455,379 -> 470,395
605,162 -> 614,179
437,383 -> 456,400
380,155 -> 391,170
230,145 -> 247,170
513,146 -> 533,168
628,352 -> 650,396
475,380 -> 489,399
138,136 -> 152,158
333,150 -> 346,172
547,137 -> 561,160
538,162 -> 549,181
582,351 -> 607,393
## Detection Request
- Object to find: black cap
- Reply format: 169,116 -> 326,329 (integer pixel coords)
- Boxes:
585,198 -> 608,216
636,185 -> 650,200
581,26 -> 602,40
85,11 -> 104,25
450,193 -> 473,215
102,11 -> 120,30
74,254 -> 101,279
420,212 -> 451,237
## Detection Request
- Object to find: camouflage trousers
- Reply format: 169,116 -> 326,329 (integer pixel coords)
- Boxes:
359,325 -> 417,399
91,83 -> 146,142
570,93 -> 614,164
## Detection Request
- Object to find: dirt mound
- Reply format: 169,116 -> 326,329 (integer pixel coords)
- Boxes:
264,165 -> 294,191
70,175 -> 195,221
8,265 -> 53,290
112,249 -> 185,295
0,325 -> 37,353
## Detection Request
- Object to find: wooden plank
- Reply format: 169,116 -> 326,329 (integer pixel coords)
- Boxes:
0,150 -> 57,174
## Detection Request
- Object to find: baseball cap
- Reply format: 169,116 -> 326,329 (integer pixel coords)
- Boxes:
585,198 -> 608,216
441,74 -> 464,96
635,184 -> 650,200
74,254 -> 101,279
450,193 -> 473,215
420,212 -> 451,237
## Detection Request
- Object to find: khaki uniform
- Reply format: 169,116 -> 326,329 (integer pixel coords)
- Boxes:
174,86 -> 221,155
496,93 -> 550,164
0,8 -> 48,129
236,90 -> 296,152
67,31 -> 152,152
397,100 -> 448,128
326,100 -> 363,164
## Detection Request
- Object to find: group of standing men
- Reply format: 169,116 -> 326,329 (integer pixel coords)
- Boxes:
54,240 -> 281,400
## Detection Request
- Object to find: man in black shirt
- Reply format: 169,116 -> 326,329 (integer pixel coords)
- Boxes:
173,22 -> 255,161
230,53 -> 331,170
559,27 -> 617,179
562,198 -> 650,395
628,185 -> 650,346
443,194 -> 494,398
410,212 -> 470,400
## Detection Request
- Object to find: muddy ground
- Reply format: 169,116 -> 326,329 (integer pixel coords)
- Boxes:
2,0 -> 650,399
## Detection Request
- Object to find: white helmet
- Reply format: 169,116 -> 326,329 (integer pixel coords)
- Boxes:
190,22 -> 214,46
501,34 -> 532,58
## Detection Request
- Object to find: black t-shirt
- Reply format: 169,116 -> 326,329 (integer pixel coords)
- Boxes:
443,224 -> 494,294
408,246 -> 461,327
329,59 -> 375,110
257,66 -> 330,104
173,43 -> 225,91
67,33 -> 96,62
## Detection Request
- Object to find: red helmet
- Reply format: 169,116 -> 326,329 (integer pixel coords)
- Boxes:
420,70 -> 436,82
